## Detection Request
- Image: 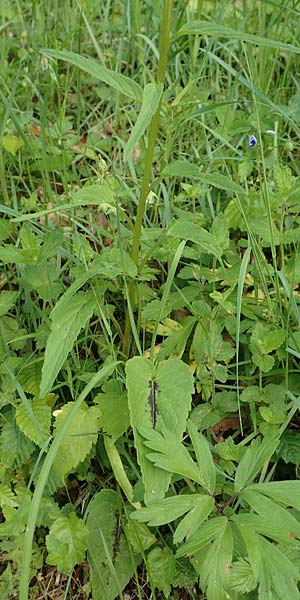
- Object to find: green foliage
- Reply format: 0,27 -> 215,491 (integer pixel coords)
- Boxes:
1,0 -> 300,598
46,512 -> 89,573
86,490 -> 141,600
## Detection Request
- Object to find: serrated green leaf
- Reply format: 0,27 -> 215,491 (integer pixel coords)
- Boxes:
126,356 -> 193,504
229,559 -> 257,594
124,520 -> 156,553
41,49 -> 142,101
94,381 -> 130,439
187,420 -> 216,493
131,495 -> 200,526
38,230 -> 63,261
162,160 -> 200,178
0,484 -> 19,508
241,490 -> 300,542
173,495 -> 214,544
198,520 -> 233,600
176,516 -> 227,557
142,427 -> 204,485
2,133 -> 24,156
147,546 -> 175,598
16,395 -> 52,447
124,82 -> 163,161
235,435 -> 279,492
40,291 -> 97,397
0,291 -> 19,316
46,512 -> 88,573
86,490 -> 140,600
53,401 -> 99,480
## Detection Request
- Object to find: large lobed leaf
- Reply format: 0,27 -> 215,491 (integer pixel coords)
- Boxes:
126,356 -> 194,505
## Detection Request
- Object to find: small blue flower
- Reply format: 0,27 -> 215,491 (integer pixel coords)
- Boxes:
248,134 -> 257,148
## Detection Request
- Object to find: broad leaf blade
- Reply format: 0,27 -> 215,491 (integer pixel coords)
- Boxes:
46,512 -> 88,573
124,82 -> 163,161
40,291 -> 97,397
176,516 -> 228,557
41,49 -> 142,101
126,356 -> 193,504
53,401 -> 99,480
86,490 -> 140,600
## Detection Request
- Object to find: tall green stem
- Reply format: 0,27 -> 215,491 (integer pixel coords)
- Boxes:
122,0 -> 173,356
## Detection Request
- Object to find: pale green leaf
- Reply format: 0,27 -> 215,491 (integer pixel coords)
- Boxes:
124,520 -> 156,553
187,420 -> 216,493
245,480 -> 300,508
0,291 -> 19,316
40,291 -> 97,397
38,230 -> 63,261
41,48 -> 143,101
234,435 -> 279,492
229,559 -> 257,594
162,160 -> 200,178
16,395 -> 52,447
147,546 -> 175,598
176,516 -> 228,557
131,495 -> 200,526
241,490 -> 300,542
2,133 -> 24,156
199,520 -> 233,600
173,495 -> 214,544
198,172 -> 247,195
86,490 -> 140,600
46,512 -> 88,573
94,380 -> 130,439
168,221 -> 224,259
126,356 -> 193,504
124,82 -> 163,161
0,484 -> 19,508
53,401 -> 99,480
178,20 -> 300,54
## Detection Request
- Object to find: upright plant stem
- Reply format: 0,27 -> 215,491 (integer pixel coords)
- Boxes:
122,0 -> 173,356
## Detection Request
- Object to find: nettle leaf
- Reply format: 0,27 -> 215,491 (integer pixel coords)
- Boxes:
250,323 -> 285,372
53,401 -> 99,480
124,82 -> 163,161
126,356 -> 193,504
0,410 -> 35,469
0,291 -> 19,317
94,380 -> 130,439
40,291 -> 97,397
0,484 -> 19,509
124,520 -> 156,553
41,49 -> 143,101
86,490 -> 141,600
16,394 -> 53,447
46,512 -> 88,573
147,546 -> 175,598
210,213 -> 230,254
276,431 -> 300,464
234,435 -> 279,493
187,420 -> 216,494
